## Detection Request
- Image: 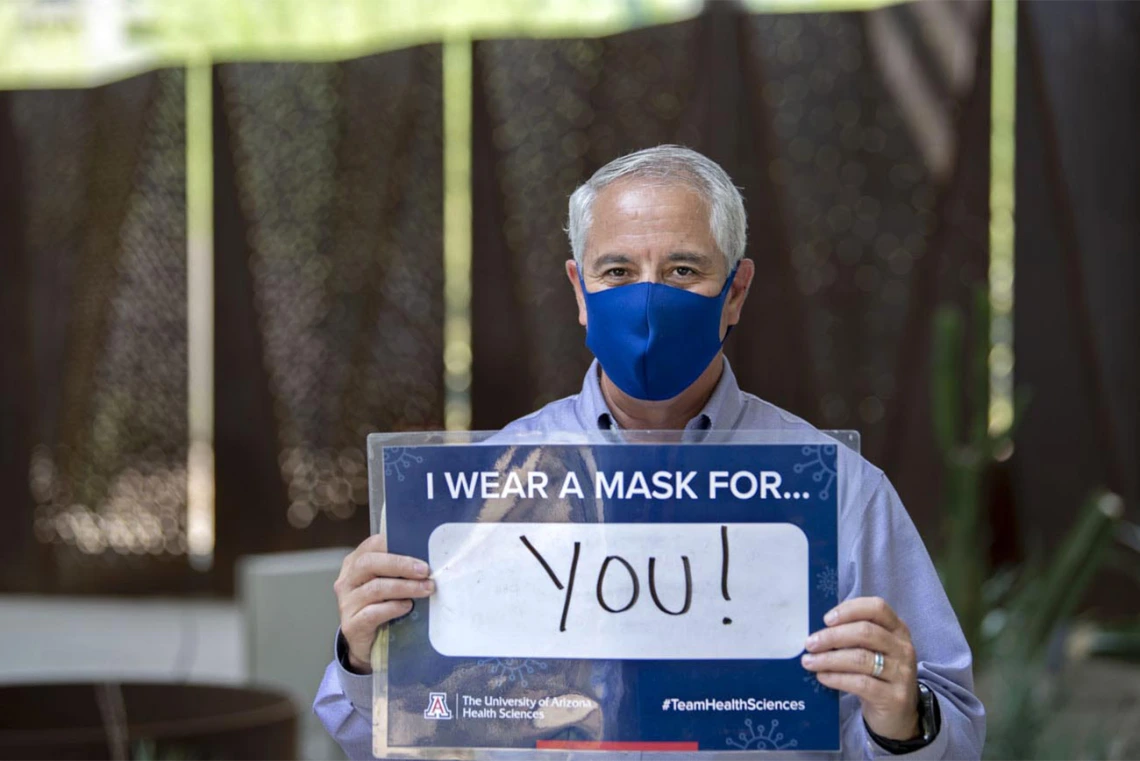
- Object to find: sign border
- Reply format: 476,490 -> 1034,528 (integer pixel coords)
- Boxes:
369,429 -> 858,760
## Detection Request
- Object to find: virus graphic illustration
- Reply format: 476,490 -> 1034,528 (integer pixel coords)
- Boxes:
816,565 -> 838,598
383,447 -> 423,482
725,718 -> 800,750
793,444 -> 838,500
478,658 -> 549,688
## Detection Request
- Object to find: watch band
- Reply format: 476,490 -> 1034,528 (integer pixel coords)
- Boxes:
864,682 -> 941,754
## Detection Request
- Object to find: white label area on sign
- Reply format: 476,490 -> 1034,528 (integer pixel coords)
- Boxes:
427,522 -> 809,660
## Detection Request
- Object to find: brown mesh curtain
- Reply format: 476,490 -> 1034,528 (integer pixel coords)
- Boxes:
470,1 -> 991,537
1013,3 -> 1139,568
0,71 -> 191,593
211,46 -> 445,589
0,7 -> 999,593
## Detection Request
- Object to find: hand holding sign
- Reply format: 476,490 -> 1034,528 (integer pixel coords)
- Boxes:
801,596 -> 921,741
334,534 -> 435,674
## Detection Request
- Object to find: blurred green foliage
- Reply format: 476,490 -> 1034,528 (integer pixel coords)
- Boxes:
931,293 -> 1138,759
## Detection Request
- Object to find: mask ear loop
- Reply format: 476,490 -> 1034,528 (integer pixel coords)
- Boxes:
720,265 -> 740,342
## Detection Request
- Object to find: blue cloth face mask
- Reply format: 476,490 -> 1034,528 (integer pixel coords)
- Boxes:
581,266 -> 737,402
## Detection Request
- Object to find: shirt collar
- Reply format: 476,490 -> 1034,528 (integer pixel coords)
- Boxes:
575,356 -> 747,433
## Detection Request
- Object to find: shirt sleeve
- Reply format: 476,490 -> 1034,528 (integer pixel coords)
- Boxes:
312,630 -> 375,760
839,472 -> 986,760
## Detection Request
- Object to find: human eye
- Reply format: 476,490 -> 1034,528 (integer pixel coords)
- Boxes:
669,265 -> 702,282
603,267 -> 630,280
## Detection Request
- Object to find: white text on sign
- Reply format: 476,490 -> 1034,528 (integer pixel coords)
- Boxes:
424,471 -> 817,501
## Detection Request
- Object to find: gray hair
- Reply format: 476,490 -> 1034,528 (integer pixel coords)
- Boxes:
566,145 -> 747,269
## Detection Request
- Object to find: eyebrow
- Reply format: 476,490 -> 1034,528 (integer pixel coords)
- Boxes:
666,251 -> 716,265
591,251 -> 716,269
592,253 -> 634,269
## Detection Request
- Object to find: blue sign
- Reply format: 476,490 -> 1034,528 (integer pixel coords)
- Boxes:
378,442 -> 839,753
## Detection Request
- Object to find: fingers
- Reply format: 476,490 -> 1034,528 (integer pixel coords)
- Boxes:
340,534 -> 387,574
336,535 -> 433,674
352,533 -> 389,556
825,596 -> 903,634
805,619 -> 895,656
338,534 -> 390,582
814,672 -> 895,703
801,648 -> 896,680
818,665 -> 919,742
348,599 -> 415,630
339,551 -> 430,590
343,599 -> 416,660
804,596 -> 921,740
337,534 -> 384,591
343,576 -> 435,617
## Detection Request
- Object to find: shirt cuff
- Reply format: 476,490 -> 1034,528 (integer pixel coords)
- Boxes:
866,726 -> 948,761
333,628 -> 373,713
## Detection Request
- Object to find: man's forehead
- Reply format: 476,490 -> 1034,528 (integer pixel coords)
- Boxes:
583,177 -> 722,268
589,181 -> 713,239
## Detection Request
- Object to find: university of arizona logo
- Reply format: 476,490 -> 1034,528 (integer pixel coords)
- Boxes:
423,692 -> 453,720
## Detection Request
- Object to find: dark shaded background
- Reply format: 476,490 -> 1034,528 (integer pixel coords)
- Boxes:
1013,1 -> 1140,567
212,49 -> 446,594
0,1 -> 1136,601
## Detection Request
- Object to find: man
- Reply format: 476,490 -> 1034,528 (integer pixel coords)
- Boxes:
315,146 -> 985,759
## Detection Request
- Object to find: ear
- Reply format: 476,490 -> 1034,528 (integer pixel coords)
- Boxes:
721,258 -> 755,335
566,259 -> 588,327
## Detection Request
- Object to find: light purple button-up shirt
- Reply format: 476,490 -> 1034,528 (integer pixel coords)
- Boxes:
314,359 -> 985,759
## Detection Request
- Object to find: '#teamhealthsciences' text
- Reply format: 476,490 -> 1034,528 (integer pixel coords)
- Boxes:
661,698 -> 806,712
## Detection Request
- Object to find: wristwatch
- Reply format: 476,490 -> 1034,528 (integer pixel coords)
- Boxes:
864,682 -> 941,754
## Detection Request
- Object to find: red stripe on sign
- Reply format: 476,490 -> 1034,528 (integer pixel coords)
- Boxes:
536,741 -> 699,751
